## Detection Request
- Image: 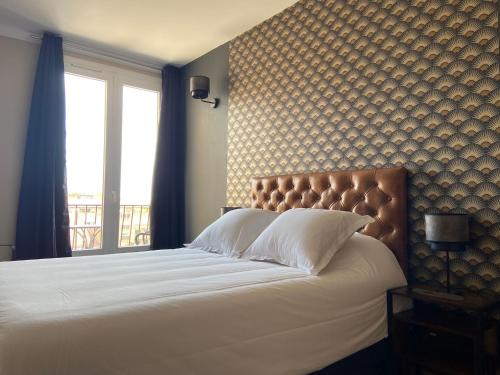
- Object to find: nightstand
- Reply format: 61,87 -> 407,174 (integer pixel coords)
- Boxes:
387,285 -> 500,375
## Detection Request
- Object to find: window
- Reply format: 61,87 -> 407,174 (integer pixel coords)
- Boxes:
64,56 -> 161,254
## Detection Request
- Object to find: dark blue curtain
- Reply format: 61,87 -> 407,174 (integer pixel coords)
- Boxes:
15,33 -> 71,260
150,65 -> 185,249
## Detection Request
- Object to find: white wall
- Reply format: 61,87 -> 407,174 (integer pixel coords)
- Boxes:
0,36 -> 37,260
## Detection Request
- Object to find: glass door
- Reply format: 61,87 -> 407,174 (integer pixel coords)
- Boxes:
65,71 -> 108,251
118,85 -> 159,248
64,56 -> 160,254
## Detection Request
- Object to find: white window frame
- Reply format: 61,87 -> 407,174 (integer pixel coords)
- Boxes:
64,55 -> 161,256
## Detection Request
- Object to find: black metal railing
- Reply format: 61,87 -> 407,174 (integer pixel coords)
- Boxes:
68,204 -> 150,250
68,204 -> 102,250
118,205 -> 151,248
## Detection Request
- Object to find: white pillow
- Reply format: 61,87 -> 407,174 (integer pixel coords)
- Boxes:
242,208 -> 375,275
188,208 -> 279,257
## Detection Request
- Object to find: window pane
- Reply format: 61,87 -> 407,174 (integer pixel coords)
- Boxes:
119,85 -> 159,247
65,73 -> 106,250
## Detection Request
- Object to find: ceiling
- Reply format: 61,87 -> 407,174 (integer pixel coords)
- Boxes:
0,0 -> 297,66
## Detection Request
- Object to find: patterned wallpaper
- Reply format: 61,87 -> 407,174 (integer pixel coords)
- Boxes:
227,0 -> 500,293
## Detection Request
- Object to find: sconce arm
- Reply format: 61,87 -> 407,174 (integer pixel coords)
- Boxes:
201,98 -> 219,109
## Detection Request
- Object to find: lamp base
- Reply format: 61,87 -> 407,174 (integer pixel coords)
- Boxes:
412,287 -> 464,301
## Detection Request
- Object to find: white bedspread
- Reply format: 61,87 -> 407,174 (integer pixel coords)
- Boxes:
0,233 -> 406,375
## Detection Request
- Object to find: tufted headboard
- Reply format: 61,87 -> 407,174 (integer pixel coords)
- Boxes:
251,167 -> 408,275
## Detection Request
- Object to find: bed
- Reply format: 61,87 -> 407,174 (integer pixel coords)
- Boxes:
0,166 -> 408,375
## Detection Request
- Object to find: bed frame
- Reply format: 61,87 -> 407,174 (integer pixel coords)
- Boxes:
250,166 -> 408,374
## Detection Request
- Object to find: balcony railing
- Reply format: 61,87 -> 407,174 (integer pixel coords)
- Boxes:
68,204 -> 150,250
118,205 -> 151,248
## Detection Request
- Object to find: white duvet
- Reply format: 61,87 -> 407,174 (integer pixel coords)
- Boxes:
0,233 -> 406,375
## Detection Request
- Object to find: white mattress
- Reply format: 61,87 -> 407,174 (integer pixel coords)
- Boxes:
0,233 -> 407,375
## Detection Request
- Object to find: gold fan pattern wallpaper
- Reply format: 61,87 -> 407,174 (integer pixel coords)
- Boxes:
227,0 -> 499,292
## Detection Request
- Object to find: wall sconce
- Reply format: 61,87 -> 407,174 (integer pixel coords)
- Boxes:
189,75 -> 218,109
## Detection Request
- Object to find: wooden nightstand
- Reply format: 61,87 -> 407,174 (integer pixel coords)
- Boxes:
387,285 -> 500,375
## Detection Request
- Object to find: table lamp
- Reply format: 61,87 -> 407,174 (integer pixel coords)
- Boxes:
424,213 -> 469,297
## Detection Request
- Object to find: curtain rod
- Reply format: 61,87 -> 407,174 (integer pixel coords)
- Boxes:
30,34 -> 163,73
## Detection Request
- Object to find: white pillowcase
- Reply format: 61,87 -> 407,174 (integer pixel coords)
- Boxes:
188,208 -> 280,257
242,208 -> 375,275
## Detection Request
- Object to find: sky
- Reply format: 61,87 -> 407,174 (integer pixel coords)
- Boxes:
65,73 -> 159,205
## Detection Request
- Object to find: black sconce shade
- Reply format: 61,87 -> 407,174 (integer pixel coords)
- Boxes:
190,76 -> 210,99
189,75 -> 218,108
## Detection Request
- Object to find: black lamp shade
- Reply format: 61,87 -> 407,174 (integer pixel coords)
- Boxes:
425,213 -> 469,252
190,76 -> 210,99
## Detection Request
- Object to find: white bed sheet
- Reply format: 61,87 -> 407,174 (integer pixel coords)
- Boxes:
0,233 -> 406,375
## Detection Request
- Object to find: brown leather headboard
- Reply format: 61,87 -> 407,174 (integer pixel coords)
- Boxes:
251,167 -> 408,275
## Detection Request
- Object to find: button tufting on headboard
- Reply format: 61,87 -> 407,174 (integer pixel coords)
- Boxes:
251,167 -> 408,275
